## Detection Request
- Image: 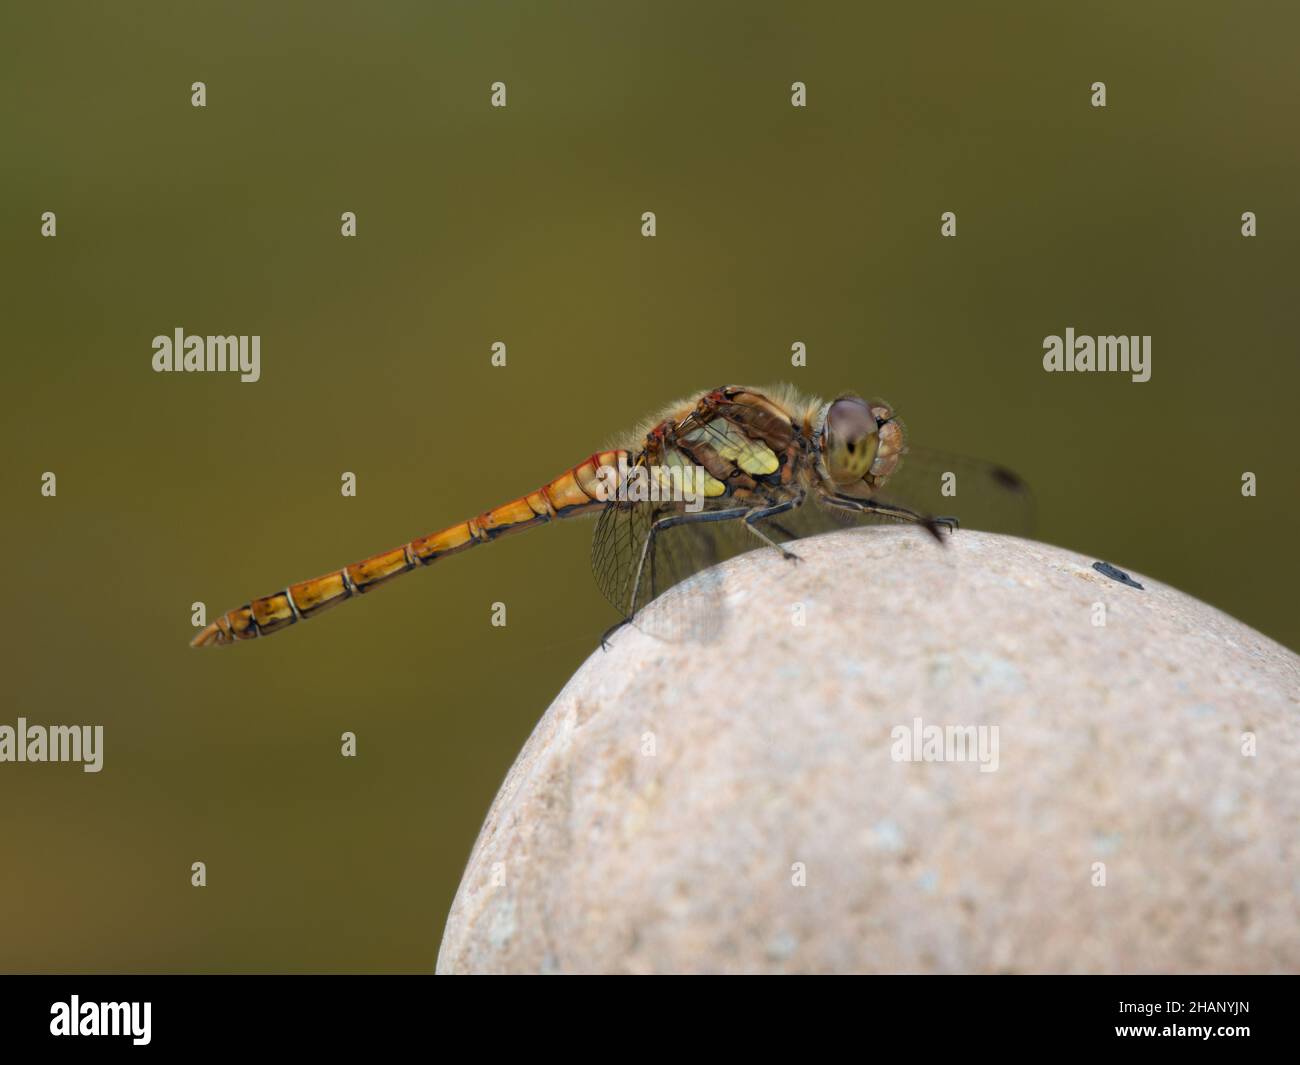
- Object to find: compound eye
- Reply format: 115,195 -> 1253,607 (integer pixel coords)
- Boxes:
825,397 -> 879,484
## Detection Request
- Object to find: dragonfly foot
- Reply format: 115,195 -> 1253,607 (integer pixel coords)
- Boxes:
600,619 -> 631,651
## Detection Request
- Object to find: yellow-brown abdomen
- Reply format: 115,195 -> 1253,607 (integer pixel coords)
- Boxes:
190,450 -> 624,647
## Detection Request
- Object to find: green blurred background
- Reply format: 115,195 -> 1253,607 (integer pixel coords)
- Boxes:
1,1 -> 1296,972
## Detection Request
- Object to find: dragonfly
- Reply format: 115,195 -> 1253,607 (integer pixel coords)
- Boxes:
190,384 -> 1032,648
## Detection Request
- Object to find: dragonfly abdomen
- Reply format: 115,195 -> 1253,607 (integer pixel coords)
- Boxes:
190,450 -> 625,647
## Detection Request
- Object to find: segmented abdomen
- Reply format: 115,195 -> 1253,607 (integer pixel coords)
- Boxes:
191,450 -> 625,646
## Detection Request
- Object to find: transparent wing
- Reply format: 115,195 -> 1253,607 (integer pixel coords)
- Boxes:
591,501 -> 656,619
592,498 -> 756,643
872,446 -> 1035,536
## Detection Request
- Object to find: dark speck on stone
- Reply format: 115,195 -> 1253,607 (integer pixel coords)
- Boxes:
1093,561 -> 1144,590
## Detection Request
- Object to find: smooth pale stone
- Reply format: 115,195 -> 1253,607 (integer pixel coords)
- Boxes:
436,528 -> 1300,974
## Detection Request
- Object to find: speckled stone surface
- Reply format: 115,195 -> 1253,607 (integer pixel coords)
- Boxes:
436,528 -> 1300,974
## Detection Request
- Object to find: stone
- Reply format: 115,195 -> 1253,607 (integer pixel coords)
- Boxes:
436,528 -> 1300,974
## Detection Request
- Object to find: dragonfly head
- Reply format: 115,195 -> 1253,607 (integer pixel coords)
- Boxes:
813,394 -> 903,492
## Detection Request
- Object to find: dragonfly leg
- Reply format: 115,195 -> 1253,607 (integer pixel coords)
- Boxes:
827,495 -> 951,544
744,498 -> 803,561
627,506 -> 750,617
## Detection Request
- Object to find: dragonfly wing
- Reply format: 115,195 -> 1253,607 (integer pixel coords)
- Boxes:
592,499 -> 759,643
592,501 -> 653,620
871,446 -> 1035,537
